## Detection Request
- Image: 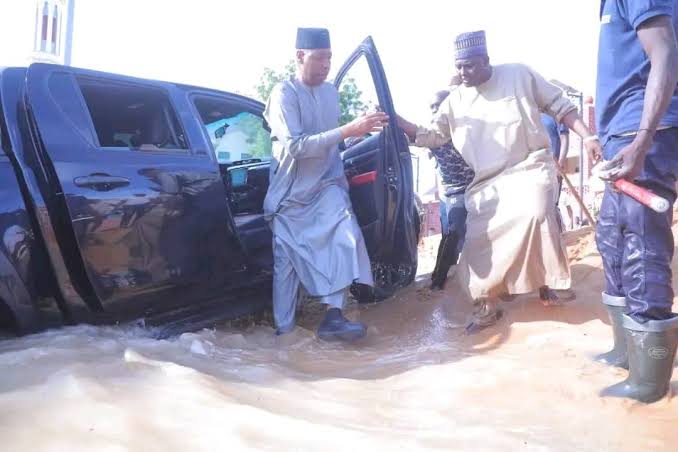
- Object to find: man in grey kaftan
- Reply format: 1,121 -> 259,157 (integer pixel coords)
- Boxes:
264,27 -> 387,341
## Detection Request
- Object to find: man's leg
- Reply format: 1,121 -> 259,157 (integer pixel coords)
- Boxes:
555,176 -> 565,232
431,194 -> 466,290
597,188 -> 626,297
320,289 -> 347,310
317,288 -> 367,341
565,205 -> 574,230
540,173 -> 576,305
594,187 -> 628,367
621,193 -> 675,322
617,129 -> 678,322
439,195 -> 450,235
272,239 -> 301,335
431,192 -> 452,289
601,129 -> 678,402
448,193 -> 468,260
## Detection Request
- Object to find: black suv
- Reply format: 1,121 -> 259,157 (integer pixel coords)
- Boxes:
0,37 -> 421,336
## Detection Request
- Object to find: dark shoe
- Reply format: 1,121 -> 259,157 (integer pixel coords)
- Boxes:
600,315 -> 678,403
317,308 -> 367,342
430,280 -> 445,291
465,299 -> 503,334
498,293 -> 517,303
275,323 -> 295,336
594,293 -> 628,369
539,286 -> 576,306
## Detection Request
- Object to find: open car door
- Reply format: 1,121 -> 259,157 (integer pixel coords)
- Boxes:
335,37 -> 418,300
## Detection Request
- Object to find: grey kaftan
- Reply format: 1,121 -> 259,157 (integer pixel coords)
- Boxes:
264,76 -> 373,331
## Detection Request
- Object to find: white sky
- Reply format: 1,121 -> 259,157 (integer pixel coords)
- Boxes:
0,0 -> 601,199
64,0 -> 601,124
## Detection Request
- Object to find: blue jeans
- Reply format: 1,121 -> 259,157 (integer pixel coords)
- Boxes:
439,191 -> 467,257
595,128 -> 678,322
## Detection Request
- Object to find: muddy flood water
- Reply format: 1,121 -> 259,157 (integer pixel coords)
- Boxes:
1,232 -> 678,451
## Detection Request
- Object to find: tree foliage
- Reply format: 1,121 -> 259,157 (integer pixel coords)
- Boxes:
255,61 -> 367,125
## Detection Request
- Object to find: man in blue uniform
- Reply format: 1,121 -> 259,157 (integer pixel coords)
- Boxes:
595,0 -> 678,403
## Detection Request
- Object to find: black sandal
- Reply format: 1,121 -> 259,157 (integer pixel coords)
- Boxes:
539,286 -> 576,306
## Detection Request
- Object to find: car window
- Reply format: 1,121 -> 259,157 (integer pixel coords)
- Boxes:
193,96 -> 272,165
77,77 -> 189,152
336,54 -> 379,126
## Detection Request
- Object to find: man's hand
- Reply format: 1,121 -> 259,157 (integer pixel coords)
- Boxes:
584,138 -> 603,165
560,111 -> 603,165
557,155 -> 568,171
340,111 -> 389,139
396,114 -> 418,141
599,134 -> 651,181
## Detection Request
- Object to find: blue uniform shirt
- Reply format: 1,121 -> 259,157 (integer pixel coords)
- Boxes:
596,0 -> 678,146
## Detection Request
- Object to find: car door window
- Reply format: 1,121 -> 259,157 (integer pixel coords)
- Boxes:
76,77 -> 189,152
336,55 -> 379,127
192,97 -> 272,164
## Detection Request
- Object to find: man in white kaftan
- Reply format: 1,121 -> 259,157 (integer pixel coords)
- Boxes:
399,31 -> 602,332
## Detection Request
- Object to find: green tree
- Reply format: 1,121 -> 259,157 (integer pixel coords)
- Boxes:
238,113 -> 272,159
254,61 -> 296,102
254,61 -> 367,125
338,77 -> 367,125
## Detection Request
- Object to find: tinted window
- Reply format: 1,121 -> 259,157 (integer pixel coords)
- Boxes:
77,78 -> 188,152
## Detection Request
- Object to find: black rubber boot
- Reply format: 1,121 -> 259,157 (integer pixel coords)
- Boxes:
594,293 -> 628,369
317,308 -> 367,342
600,314 -> 678,403
430,231 -> 459,290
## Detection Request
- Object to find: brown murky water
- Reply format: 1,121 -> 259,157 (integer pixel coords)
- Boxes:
1,236 -> 677,451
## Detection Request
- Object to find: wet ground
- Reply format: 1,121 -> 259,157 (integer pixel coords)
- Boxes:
1,230 -> 677,451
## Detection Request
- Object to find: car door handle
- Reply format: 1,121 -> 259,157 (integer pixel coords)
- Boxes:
74,174 -> 130,191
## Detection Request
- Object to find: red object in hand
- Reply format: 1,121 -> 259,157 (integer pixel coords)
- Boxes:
614,179 -> 670,213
